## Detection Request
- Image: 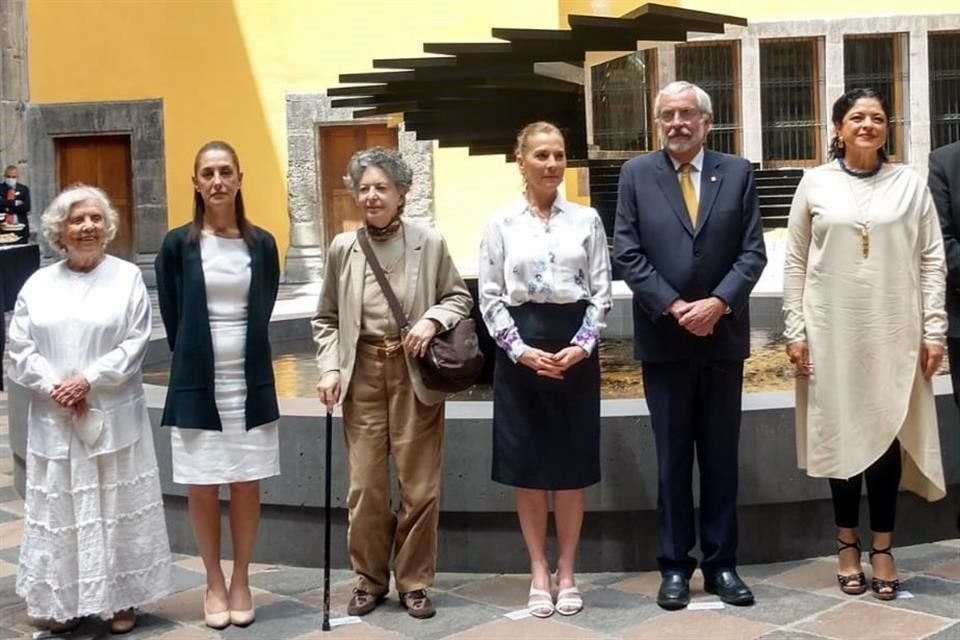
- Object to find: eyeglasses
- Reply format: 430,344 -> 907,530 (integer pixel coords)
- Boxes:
657,107 -> 702,123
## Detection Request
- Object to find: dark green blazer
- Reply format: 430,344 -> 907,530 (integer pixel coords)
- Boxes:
155,223 -> 280,430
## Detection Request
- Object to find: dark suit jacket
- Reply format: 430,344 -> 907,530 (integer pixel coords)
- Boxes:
155,223 -> 280,430
613,149 -> 767,362
929,141 -> 960,338
1,182 -> 30,236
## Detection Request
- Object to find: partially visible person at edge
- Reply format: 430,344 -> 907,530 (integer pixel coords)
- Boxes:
155,140 -> 281,630
312,146 -> 472,620
478,121 -> 612,618
613,80 -> 767,610
784,87 -> 947,601
928,137 -> 960,533
2,164 -> 31,242
10,184 -> 172,635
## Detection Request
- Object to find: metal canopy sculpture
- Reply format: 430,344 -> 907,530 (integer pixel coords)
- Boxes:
331,3 -> 746,164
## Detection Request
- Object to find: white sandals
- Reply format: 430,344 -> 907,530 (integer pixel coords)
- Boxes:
527,585 -> 555,618
556,586 -> 584,616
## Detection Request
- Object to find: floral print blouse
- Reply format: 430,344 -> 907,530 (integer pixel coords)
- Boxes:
478,193 -> 613,362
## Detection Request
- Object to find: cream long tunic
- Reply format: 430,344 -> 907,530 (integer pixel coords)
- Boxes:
783,162 -> 947,501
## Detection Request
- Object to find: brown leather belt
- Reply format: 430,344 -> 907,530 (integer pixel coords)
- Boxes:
357,339 -> 404,359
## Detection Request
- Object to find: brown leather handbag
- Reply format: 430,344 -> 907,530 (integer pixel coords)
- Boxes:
357,228 -> 483,393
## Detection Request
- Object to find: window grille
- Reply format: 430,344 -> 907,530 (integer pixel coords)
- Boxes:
760,38 -> 824,167
844,33 -> 909,162
930,31 -> 960,150
676,41 -> 742,156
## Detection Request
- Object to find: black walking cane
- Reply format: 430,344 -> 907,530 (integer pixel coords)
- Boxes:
322,410 -> 333,631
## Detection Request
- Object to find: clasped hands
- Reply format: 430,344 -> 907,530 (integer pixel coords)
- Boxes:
50,373 -> 91,416
518,345 -> 588,380
668,296 -> 726,337
786,340 -> 943,380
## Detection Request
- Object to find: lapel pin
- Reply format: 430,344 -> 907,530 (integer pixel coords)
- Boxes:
710,176 -> 717,183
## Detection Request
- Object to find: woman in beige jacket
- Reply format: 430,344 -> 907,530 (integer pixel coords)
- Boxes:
312,147 -> 472,620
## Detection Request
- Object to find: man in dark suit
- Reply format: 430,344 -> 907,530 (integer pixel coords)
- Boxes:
614,81 -> 767,609
928,140 -> 960,533
1,165 -> 31,243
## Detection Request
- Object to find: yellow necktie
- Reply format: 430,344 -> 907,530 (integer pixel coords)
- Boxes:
679,163 -> 698,226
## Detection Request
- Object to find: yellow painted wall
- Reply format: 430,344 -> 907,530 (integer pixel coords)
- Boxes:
28,0 -> 558,270
28,0 -> 947,270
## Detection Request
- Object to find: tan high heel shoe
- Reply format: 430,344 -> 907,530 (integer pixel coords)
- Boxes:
229,587 -> 256,627
204,590 -> 231,629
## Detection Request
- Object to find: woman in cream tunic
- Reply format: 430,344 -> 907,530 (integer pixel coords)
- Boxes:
783,88 -> 946,600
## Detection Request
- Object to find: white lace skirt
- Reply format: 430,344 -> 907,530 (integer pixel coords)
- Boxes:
16,421 -> 172,622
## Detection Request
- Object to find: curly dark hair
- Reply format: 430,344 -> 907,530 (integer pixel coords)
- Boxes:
828,88 -> 891,163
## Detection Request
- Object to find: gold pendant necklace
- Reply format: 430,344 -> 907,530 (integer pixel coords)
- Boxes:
842,166 -> 881,260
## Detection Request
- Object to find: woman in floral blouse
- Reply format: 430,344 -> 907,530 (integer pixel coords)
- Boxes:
479,121 -> 612,618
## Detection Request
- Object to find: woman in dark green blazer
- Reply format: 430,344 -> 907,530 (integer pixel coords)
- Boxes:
155,140 -> 279,630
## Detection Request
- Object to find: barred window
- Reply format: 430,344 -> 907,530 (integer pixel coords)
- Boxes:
930,31 -> 960,150
844,33 -> 909,161
760,38 -> 825,167
676,41 -> 741,156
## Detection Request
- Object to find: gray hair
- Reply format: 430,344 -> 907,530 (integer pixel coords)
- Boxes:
344,147 -> 413,196
654,80 -> 713,119
41,184 -> 119,253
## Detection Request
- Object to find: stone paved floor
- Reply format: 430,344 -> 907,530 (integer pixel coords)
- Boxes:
0,393 -> 958,639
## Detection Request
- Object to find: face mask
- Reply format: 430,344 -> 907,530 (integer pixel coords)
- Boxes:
3,178 -> 15,188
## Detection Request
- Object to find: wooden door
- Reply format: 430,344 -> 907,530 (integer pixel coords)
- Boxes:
320,124 -> 398,245
56,135 -> 134,260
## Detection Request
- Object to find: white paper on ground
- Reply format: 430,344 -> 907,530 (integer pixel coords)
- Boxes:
896,590 -> 915,599
505,609 -> 533,620
688,600 -> 726,610
329,616 -> 364,627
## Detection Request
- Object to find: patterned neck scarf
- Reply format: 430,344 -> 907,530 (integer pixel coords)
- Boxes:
366,215 -> 403,241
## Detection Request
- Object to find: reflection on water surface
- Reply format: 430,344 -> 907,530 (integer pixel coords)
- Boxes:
143,332 -> 838,400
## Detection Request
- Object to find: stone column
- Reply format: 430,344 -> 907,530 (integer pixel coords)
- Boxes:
739,28 -> 763,164
0,0 -> 29,212
909,20 -> 931,169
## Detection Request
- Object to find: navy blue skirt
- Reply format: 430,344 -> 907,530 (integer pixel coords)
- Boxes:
491,302 -> 601,490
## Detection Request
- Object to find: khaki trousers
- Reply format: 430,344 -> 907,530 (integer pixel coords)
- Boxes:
342,341 -> 444,594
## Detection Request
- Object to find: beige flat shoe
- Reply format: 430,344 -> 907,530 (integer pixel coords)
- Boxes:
109,608 -> 136,634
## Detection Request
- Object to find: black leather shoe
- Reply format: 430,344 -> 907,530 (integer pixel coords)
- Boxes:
704,569 -> 755,606
656,572 -> 690,610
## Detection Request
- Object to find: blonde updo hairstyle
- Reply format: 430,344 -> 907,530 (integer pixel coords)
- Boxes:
515,121 -> 565,192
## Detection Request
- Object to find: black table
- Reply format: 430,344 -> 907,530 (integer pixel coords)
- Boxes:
0,243 -> 40,391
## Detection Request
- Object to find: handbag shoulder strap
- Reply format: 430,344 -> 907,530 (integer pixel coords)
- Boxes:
356,227 -> 410,330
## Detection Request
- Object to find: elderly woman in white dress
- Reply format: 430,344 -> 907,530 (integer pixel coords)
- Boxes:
783,88 -> 946,601
9,185 -> 172,635
155,140 -> 280,629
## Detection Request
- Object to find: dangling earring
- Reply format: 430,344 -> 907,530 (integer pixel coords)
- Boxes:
520,172 -> 528,194
837,137 -> 844,150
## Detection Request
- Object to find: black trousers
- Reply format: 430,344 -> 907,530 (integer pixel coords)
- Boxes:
829,439 -> 901,533
642,359 -> 744,577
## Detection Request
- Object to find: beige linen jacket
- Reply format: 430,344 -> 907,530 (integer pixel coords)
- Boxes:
312,222 -> 473,406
